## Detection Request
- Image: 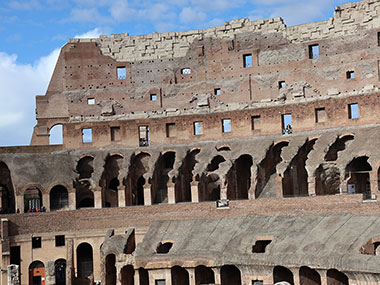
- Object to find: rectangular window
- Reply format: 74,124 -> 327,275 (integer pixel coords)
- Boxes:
194,121 -> 203,135
55,235 -> 65,247
252,281 -> 264,285
111,127 -> 121,141
10,246 -> 20,266
150,94 -> 157,101
155,280 -> 166,285
181,68 -> 191,75
315,107 -> 326,123
139,126 -> 149,147
117,66 -> 126,80
82,128 -> 93,143
251,115 -> 261,130
222,119 -> 231,133
243,54 -> 253,68
346,71 -> 355,79
282,114 -> 292,135
214,88 -> 221,95
309,44 -> 319,59
278,81 -> 286,89
32,237 -> 41,249
87,98 -> 95,105
348,103 -> 359,119
166,123 -> 176,138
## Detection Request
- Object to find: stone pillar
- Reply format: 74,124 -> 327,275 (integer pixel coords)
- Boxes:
187,268 -> 196,285
167,183 -> 176,204
16,195 -> 24,213
69,192 -> 76,210
369,169 -> 378,199
212,267 -> 221,285
340,175 -> 348,194
191,182 -> 199,203
45,261 -> 55,285
43,193 -> 50,211
144,182 -> 152,206
275,175 -> 283,198
308,176 -> 316,196
66,238 -> 74,285
291,268 -> 299,285
118,186 -> 126,207
134,269 -> 140,285
220,183 -> 227,200
7,264 -> 19,285
249,176 -> 257,200
318,269 -> 327,285
94,189 -> 102,208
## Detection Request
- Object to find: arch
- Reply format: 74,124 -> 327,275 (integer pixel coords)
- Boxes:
282,138 -> 317,197
105,254 -> 116,285
156,242 -> 173,254
175,149 -> 200,203
55,259 -> 66,285
345,156 -> 372,196
221,265 -> 241,285
299,266 -> 321,285
207,155 -> 225,172
324,135 -> 354,161
29,261 -> 45,285
151,152 -> 175,204
126,152 -> 151,206
77,156 -> 94,179
120,265 -> 134,285
216,145 -> 231,152
101,154 -> 123,207
50,185 -> 68,211
171,266 -> 189,285
75,156 -> 95,209
273,266 -> 294,285
195,265 -> 215,285
327,269 -> 348,285
226,154 -> 253,200
0,162 -> 15,213
49,124 -> 63,145
24,186 -> 42,212
76,243 -> 93,283
138,268 -> 149,285
198,173 -> 220,202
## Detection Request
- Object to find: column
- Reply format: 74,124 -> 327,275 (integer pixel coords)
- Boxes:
249,176 -> 257,200
134,269 -> 140,285
118,186 -> 126,207
144,183 -> 152,206
291,268 -> 300,285
308,176 -> 316,196
69,191 -> 76,210
94,189 -> 102,208
16,195 -> 24,213
212,267 -> 221,285
340,175 -> 348,194
191,182 -> 199,203
369,169 -> 378,199
167,183 -> 176,204
275,175 -> 283,198
42,193 -> 50,211
187,268 -> 196,285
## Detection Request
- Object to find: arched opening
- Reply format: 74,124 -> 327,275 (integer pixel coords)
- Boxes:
55,259 -> 66,285
49,124 -> 63,145
125,153 -> 151,206
171,266 -> 189,285
345,156 -> 372,197
156,242 -> 173,254
198,173 -> 220,202
207,155 -> 225,171
138,268 -> 149,285
151,152 -> 175,204
255,141 -> 288,198
105,254 -> 116,285
24,187 -> 42,213
221,265 -> 241,285
175,149 -> 200,203
50,185 -> 68,211
0,162 -> 15,213
120,265 -> 134,285
101,154 -> 123,207
282,139 -> 317,197
29,261 -> 45,285
76,243 -> 93,284
226,154 -> 253,200
327,269 -> 348,285
315,165 -> 340,196
273,266 -> 294,285
299,266 -> 321,285
324,135 -> 354,161
75,156 -> 95,209
195,265 -> 215,285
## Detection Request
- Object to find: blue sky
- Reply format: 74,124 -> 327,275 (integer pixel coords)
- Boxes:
0,0 -> 353,146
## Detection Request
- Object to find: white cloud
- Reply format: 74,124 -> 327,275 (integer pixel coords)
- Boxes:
75,28 -> 103,38
0,48 -> 59,146
179,7 -> 207,24
109,0 -> 136,21
69,8 -> 105,23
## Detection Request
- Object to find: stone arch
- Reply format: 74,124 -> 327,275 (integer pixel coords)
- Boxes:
345,156 -> 372,195
151,151 -> 176,204
29,260 -> 45,285
221,265 -> 241,285
0,161 -> 15,213
171,266 -> 189,285
273,266 -> 294,284
138,268 -> 149,285
226,154 -> 253,200
24,186 -> 43,212
49,124 -> 63,145
50,185 -> 69,211
255,141 -> 289,198
216,145 -> 231,152
198,173 -> 220,202
327,269 -> 348,285
55,259 -> 66,285
282,138 -> 317,197
195,265 -> 215,285
125,152 -> 151,206
299,266 -> 321,285
101,154 -> 123,207
76,243 -> 94,284
175,149 -> 200,203
324,134 -> 354,161
75,156 -> 95,209
121,265 -> 134,285
105,254 -> 116,285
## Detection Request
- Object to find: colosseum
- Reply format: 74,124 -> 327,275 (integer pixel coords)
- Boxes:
1,0 -> 380,284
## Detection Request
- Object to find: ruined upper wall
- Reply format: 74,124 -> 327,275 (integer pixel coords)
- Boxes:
69,0 -> 380,62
